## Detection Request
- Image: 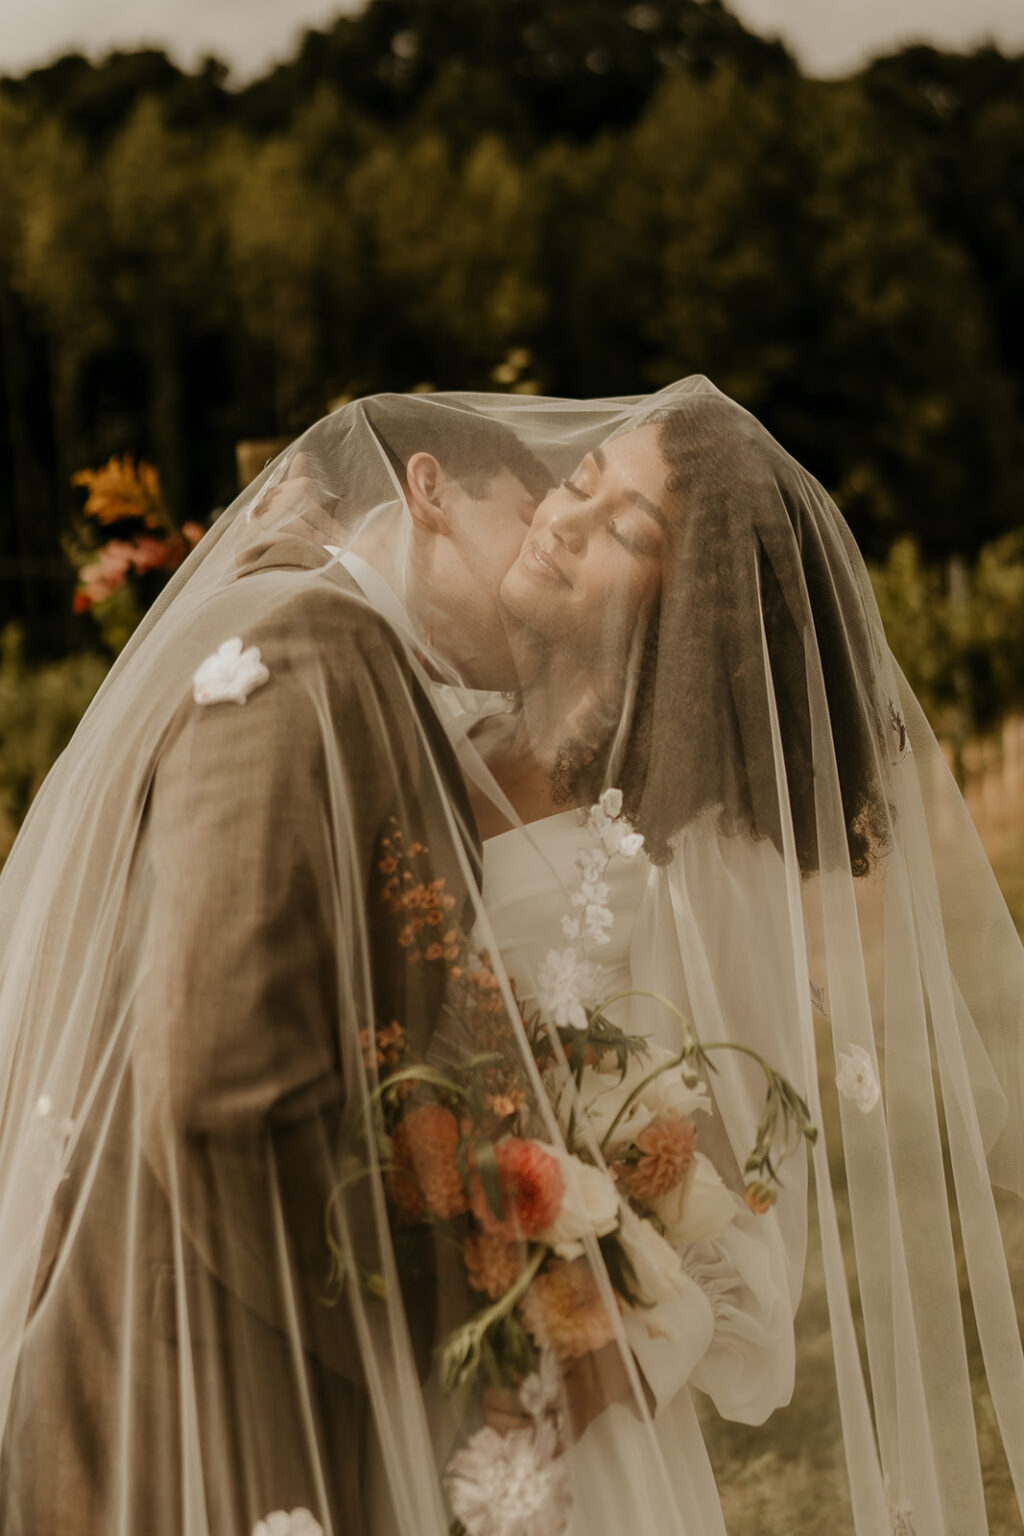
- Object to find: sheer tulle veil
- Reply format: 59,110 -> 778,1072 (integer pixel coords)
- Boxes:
0,378 -> 1020,1534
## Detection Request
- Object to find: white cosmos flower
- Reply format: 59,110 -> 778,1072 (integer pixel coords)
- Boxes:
835,1044 -> 881,1114
536,1149 -> 620,1259
575,846 -> 607,883
193,637 -> 270,706
582,902 -> 614,945
617,1203 -> 687,1305
569,877 -> 611,909
536,948 -> 601,1031
445,1422 -> 572,1536
586,792 -> 645,859
252,1510 -> 323,1536
649,1152 -> 743,1244
597,788 -> 623,818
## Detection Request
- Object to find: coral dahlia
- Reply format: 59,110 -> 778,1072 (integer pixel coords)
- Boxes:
616,1112 -> 696,1204
469,1138 -> 565,1241
465,1232 -> 523,1300
520,1258 -> 617,1362
389,1104 -> 467,1221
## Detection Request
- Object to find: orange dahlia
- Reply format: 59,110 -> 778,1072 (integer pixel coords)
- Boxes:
389,1105 -> 467,1221
520,1258 -> 617,1361
464,1233 -> 523,1299
469,1138 -> 565,1241
616,1113 -> 696,1204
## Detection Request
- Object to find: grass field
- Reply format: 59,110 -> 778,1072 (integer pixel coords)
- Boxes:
697,827 -> 1024,1534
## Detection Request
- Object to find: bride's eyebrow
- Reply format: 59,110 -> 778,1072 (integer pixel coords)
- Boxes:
592,445 -> 669,534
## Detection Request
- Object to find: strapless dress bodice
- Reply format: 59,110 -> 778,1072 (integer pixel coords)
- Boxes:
481,809 -> 651,1017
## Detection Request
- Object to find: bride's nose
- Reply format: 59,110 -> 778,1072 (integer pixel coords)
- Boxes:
548,502 -> 591,553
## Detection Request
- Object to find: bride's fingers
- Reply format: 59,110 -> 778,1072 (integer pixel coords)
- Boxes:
481,1385 -> 532,1435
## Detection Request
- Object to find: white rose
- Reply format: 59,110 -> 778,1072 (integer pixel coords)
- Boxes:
633,1046 -> 710,1123
536,1150 -> 620,1260
649,1152 -> 743,1244
616,1204 -> 686,1305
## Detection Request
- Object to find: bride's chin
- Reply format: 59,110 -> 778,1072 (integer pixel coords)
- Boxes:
498,570 -> 568,640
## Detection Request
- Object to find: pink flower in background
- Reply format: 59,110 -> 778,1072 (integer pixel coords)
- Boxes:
128,535 -> 176,574
77,541 -> 135,604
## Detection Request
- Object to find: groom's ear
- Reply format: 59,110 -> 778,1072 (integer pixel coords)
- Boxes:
404,452 -> 452,536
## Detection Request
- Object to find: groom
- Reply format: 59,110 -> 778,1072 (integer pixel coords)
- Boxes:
0,399 -> 552,1536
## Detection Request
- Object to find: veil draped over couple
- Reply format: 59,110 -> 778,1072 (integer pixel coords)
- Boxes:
0,377 -> 1022,1536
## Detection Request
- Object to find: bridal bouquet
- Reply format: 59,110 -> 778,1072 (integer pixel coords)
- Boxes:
333,793 -> 815,1536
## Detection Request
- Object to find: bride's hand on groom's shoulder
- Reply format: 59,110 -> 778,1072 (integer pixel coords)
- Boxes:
481,1341 -> 644,1444
246,451 -> 341,540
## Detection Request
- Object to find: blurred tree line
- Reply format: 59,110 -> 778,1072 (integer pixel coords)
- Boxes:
0,0 -> 1022,723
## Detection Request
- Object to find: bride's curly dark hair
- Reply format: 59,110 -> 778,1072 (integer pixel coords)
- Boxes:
552,391 -> 892,874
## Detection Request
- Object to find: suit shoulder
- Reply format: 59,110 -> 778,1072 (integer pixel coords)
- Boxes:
237,560 -> 410,664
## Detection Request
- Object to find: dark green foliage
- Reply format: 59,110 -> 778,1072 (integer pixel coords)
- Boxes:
0,0 -> 1022,658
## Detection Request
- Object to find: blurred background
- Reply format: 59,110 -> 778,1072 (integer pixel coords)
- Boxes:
0,1 -> 1022,1526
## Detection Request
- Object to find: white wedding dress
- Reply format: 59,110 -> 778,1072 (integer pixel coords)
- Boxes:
479,808 -> 795,1536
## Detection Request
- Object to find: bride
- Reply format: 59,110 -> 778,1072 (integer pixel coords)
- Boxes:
0,378 -> 1020,1536
442,383 -> 1024,1534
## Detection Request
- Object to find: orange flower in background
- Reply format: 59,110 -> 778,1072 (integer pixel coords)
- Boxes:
389,1104 -> 467,1222
615,1113 -> 697,1204
520,1258 -> 617,1361
69,458 -> 205,620
71,455 -> 164,527
469,1137 -> 565,1241
465,1233 -> 523,1300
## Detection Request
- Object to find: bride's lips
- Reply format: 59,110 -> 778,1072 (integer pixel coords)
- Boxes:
520,542 -> 572,588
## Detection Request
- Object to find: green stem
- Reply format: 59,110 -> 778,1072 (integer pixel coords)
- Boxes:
598,1050 -> 688,1156
590,988 -> 814,1165
441,1245 -> 546,1395
596,988 -> 699,1048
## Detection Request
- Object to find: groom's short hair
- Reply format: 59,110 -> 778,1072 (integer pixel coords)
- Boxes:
362,394 -> 553,505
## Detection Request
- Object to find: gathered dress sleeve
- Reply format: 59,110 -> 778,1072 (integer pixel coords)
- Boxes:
623,1206 -> 794,1425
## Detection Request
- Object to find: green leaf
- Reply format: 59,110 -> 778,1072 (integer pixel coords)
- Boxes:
473,1138 -> 505,1225
599,1229 -> 650,1309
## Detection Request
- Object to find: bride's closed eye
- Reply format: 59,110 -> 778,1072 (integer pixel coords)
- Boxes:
561,476 -> 656,558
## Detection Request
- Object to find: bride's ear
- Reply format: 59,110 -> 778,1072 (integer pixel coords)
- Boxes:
404,452 -> 452,536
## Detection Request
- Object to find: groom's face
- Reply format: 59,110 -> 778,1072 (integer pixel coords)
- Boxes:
437,467 -> 539,687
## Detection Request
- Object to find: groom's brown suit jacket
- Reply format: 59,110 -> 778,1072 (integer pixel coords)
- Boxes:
0,539 -> 479,1535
